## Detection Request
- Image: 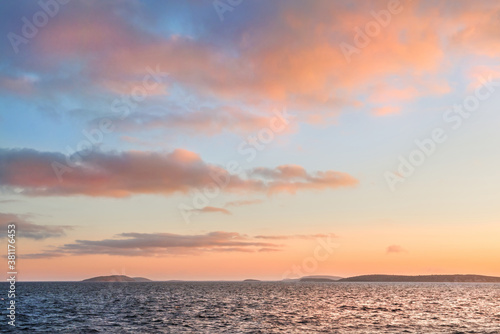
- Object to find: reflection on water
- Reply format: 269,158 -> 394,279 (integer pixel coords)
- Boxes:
2,282 -> 500,333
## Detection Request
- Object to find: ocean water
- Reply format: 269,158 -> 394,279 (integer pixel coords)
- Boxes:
1,282 -> 500,333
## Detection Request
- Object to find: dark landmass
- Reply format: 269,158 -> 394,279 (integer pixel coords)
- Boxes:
80,274 -> 500,283
299,275 -> 343,282
300,278 -> 338,282
132,277 -> 153,282
338,274 -> 500,283
82,275 -> 152,282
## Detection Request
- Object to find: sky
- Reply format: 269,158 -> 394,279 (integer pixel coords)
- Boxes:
0,0 -> 499,281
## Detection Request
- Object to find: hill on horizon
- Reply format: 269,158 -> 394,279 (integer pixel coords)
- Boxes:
299,275 -> 344,282
338,274 -> 500,283
82,275 -> 152,282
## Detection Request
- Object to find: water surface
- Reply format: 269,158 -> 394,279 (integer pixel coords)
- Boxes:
2,282 -> 500,333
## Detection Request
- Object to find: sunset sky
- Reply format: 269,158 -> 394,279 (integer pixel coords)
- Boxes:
1,0 -> 500,281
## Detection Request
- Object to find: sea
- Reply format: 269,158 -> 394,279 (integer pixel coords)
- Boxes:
1,282 -> 500,333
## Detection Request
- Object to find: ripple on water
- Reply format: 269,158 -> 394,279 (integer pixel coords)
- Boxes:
1,282 -> 500,333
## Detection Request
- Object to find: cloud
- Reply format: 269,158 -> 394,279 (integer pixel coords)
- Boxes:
224,199 -> 264,207
189,206 -> 232,215
0,199 -> 21,204
386,245 -> 407,254
258,248 -> 281,252
254,233 -> 338,240
23,251 -> 66,260
186,199 -> 265,216
251,165 -> 358,194
251,165 -> 308,180
447,1 -> 500,58
99,105 -> 291,136
0,213 -> 73,240
0,148 -> 357,197
0,75 -> 37,95
4,0 -> 498,135
373,106 -> 401,116
25,230 -> 339,258
26,231 -> 279,258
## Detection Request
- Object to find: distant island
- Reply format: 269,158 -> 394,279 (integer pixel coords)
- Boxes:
337,274 -> 500,283
79,274 -> 500,283
133,277 -> 153,282
82,275 -> 152,282
291,274 -> 500,283
299,275 -> 344,282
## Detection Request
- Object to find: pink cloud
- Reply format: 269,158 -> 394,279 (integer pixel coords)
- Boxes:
0,76 -> 37,95
7,0 -> 497,140
253,168 -> 359,195
30,0 -> 487,127
105,105 -> 290,136
0,148 -> 357,198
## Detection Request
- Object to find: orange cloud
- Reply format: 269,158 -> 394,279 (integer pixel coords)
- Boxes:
386,245 -> 407,254
251,166 -> 358,195
5,0 -> 497,139
30,0 -> 479,126
448,1 -> 500,57
373,106 -> 401,116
